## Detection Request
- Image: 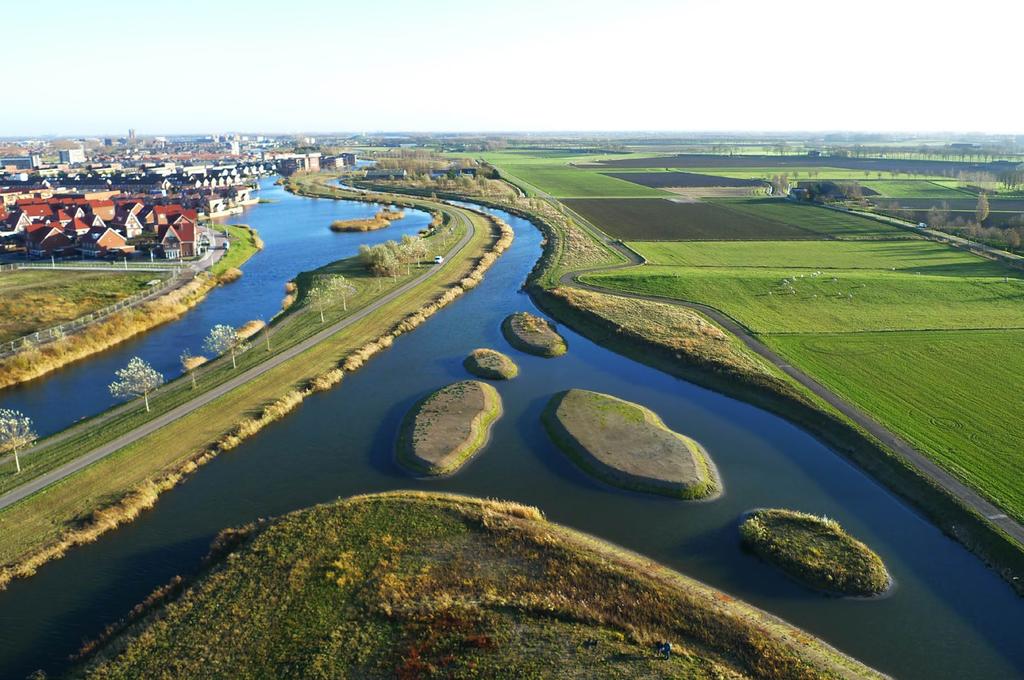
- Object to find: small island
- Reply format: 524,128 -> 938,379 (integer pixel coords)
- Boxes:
329,207 -> 405,232
397,380 -> 502,475
463,348 -> 519,380
542,389 -> 719,499
739,508 -> 890,596
501,311 -> 567,357
72,493 -> 883,679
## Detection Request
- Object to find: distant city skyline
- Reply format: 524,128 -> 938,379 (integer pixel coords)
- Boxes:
5,0 -> 1022,136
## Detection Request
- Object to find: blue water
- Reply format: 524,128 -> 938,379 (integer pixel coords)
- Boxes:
0,179 -> 431,436
0,191 -> 1020,679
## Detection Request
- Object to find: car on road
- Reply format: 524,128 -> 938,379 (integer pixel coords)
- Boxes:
433,255 -> 444,264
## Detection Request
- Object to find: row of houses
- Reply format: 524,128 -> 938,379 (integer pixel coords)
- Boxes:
1,196 -> 209,259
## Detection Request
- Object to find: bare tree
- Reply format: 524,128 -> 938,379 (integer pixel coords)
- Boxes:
109,357 -> 164,412
308,275 -> 352,322
976,192 -> 990,224
204,324 -> 246,369
0,409 -> 36,474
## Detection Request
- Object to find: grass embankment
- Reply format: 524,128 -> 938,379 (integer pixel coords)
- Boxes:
0,270 -> 155,344
501,311 -> 567,357
740,509 -> 891,596
212,224 -> 262,276
73,492 -> 884,679
397,381 -> 503,476
329,208 -> 405,232
543,389 -> 718,500
391,166 -> 1024,594
0,179 -> 512,591
463,348 -> 518,380
0,226 -> 263,390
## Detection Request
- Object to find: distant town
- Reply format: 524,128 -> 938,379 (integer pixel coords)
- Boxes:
0,132 -> 355,260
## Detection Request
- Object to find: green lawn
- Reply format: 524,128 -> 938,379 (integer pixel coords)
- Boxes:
585,266 -> 1024,334
0,270 -> 158,344
859,180 -> 974,199
628,240 -> 1009,276
713,199 -> 912,240
771,330 -> 1024,522
211,225 -> 261,275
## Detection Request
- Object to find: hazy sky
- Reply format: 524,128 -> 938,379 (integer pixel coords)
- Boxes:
6,0 -> 1022,135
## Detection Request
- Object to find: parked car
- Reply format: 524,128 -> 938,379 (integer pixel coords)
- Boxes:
433,255 -> 444,264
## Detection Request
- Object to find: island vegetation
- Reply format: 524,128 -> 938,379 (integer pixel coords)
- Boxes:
501,311 -> 567,357
740,508 -> 891,596
542,389 -> 718,499
72,492 -> 883,679
397,380 -> 502,475
463,347 -> 518,380
329,207 -> 405,232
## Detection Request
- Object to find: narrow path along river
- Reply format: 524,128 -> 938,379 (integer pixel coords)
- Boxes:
0,178 -> 432,437
0,189 -> 1021,679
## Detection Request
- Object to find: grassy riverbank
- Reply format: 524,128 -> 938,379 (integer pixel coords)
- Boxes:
73,492 -> 883,679
0,180 -> 505,590
0,270 -> 156,344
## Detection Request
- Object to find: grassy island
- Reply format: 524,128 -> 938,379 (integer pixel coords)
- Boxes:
397,380 -> 502,475
542,389 -> 719,499
463,347 -> 519,380
73,492 -> 883,679
329,207 -> 405,232
501,311 -> 567,357
740,509 -> 891,596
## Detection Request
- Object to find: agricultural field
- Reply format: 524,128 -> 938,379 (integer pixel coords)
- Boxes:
585,266 -> 1024,334
629,240 -> 1007,275
858,180 -> 976,199
0,270 -> 158,344
478,150 -> 669,198
589,153 -> 1012,178
582,215 -> 1024,524
770,330 -> 1024,521
603,171 -> 767,188
563,197 -> 908,241
719,200 -> 912,240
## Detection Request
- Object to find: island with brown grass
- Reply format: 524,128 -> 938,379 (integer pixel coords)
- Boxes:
463,348 -> 519,380
542,389 -> 719,499
740,508 -> 891,596
329,207 -> 406,232
501,311 -> 567,357
71,492 -> 884,679
397,380 -> 502,475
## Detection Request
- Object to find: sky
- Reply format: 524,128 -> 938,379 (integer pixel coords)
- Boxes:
5,0 -> 1023,136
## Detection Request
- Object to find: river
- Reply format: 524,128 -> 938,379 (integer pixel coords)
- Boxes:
0,185 -> 1021,679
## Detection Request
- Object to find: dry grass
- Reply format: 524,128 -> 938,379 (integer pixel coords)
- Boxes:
236,319 -> 265,340
543,389 -> 718,499
397,381 -> 503,475
463,348 -> 519,380
72,492 -> 884,679
181,355 -> 207,371
0,276 -> 213,389
501,311 -> 567,357
329,208 -> 406,232
216,267 -> 243,284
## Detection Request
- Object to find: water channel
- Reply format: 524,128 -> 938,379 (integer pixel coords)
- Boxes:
0,182 -> 1020,679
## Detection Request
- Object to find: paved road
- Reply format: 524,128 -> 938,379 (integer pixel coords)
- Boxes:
556,217 -> 1024,547
0,209 -> 476,511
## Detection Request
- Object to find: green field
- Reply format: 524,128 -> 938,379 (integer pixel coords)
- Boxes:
628,240 -> 1008,275
859,180 -> 974,199
682,168 -> 951,181
770,330 -> 1024,520
0,270 -> 157,344
584,225 -> 1024,523
479,150 -> 670,198
586,266 -> 1024,334
716,200 -> 911,240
